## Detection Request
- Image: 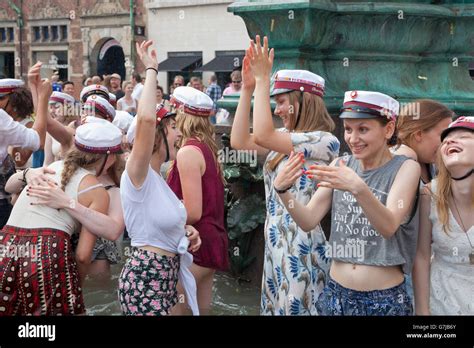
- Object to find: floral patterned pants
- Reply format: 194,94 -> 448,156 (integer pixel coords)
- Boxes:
118,247 -> 180,316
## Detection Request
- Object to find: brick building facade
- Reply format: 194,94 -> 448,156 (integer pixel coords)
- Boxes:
0,0 -> 147,99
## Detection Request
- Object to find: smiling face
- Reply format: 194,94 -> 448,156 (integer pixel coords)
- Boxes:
158,118 -> 180,161
274,93 -> 297,129
440,129 -> 474,170
343,118 -> 394,159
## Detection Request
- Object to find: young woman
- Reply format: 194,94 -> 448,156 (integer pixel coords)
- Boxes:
166,85 -> 227,315
0,119 -> 118,315
0,64 -> 48,228
44,91 -> 77,166
392,99 -> 453,303
26,76 -> 123,279
118,40 -> 200,316
273,89 -> 420,315
231,36 -> 339,315
394,99 -> 453,184
117,81 -> 137,115
413,116 -> 474,315
156,85 -> 170,110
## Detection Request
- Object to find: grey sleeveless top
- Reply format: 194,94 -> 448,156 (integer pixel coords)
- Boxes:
329,155 -> 419,274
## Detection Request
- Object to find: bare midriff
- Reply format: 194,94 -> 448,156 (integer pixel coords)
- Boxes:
330,260 -> 404,291
139,245 -> 176,257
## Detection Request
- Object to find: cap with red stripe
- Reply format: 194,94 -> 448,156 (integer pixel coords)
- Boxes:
170,86 -> 214,117
270,70 -> 325,97
80,84 -> 110,103
0,79 -> 25,98
75,119 -> 122,154
84,95 -> 115,121
49,91 -> 75,105
108,93 -> 117,107
340,90 -> 399,121
441,116 -> 474,141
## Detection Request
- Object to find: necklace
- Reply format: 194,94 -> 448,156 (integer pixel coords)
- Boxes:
451,168 -> 474,181
451,193 -> 474,265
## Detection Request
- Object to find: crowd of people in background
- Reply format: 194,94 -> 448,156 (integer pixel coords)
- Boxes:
0,35 -> 472,317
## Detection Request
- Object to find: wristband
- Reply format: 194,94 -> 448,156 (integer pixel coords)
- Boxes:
274,183 -> 293,194
146,67 -> 158,74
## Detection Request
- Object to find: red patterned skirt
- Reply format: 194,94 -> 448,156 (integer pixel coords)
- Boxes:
0,225 -> 85,316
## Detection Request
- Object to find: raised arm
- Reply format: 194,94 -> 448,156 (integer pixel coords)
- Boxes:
126,40 -> 158,187
413,185 -> 433,315
32,78 -> 51,149
249,35 -> 293,155
273,152 -> 334,231
230,49 -> 269,157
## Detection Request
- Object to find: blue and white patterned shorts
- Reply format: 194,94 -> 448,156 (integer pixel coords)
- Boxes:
316,276 -> 413,316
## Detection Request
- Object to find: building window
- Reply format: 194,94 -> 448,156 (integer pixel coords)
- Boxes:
51,26 -> 58,41
41,26 -> 49,41
33,27 -> 40,42
0,28 -> 14,43
60,25 -> 67,41
32,25 -> 67,43
7,28 -> 14,42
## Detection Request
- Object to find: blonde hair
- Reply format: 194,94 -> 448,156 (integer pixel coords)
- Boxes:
61,148 -> 105,190
433,150 -> 474,234
397,99 -> 453,148
267,91 -> 335,171
176,110 -> 224,182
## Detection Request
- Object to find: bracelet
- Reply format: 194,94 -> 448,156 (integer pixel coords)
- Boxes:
274,183 -> 293,194
21,168 -> 30,185
145,67 -> 158,74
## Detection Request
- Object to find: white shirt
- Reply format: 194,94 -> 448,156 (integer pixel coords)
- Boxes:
0,109 -> 40,162
131,83 -> 144,101
120,165 -> 198,315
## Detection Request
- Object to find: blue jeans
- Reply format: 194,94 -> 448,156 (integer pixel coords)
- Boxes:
316,276 -> 413,316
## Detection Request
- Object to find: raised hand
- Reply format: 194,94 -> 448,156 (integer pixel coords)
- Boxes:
306,159 -> 366,194
27,62 -> 42,90
242,51 -> 256,91
136,40 -> 158,70
38,78 -> 52,100
248,35 -> 274,81
273,151 -> 305,191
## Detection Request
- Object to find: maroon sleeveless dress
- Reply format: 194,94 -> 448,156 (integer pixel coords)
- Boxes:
167,138 -> 229,271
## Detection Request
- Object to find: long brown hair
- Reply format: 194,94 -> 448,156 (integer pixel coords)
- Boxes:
267,91 -> 335,171
176,110 -> 224,182
397,99 -> 453,148
61,148 -> 105,190
433,149 -> 474,234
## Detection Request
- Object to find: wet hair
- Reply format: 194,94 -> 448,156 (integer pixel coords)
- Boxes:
3,87 -> 34,119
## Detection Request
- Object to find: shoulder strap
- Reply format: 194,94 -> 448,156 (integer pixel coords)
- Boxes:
77,183 -> 104,196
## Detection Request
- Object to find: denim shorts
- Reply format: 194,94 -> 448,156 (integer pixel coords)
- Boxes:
315,276 -> 413,316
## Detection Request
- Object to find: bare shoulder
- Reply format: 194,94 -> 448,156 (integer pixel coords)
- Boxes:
77,174 -> 109,207
393,145 -> 418,161
177,145 -> 204,163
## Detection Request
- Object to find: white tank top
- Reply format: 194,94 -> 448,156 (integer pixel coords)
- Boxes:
51,136 -> 62,159
7,160 -> 96,235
